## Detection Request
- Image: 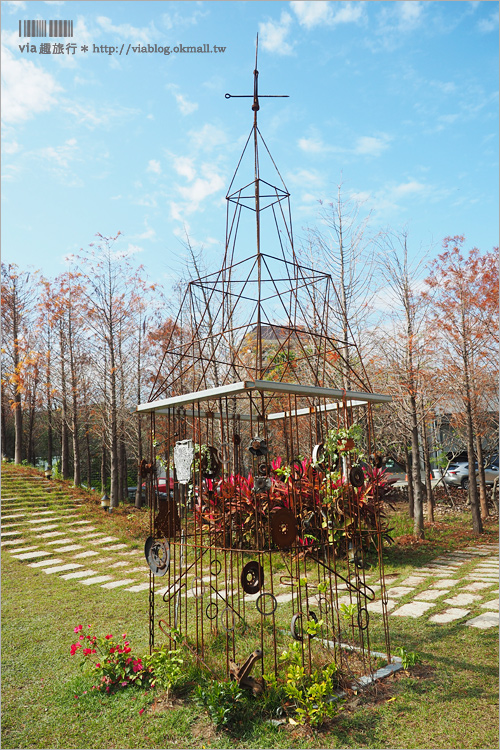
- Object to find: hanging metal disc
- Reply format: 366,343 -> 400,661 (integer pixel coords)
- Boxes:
271,508 -> 297,549
241,561 -> 265,594
144,536 -> 170,577
349,466 -> 365,488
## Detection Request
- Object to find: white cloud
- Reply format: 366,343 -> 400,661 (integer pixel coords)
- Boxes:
39,138 -> 79,169
2,140 -> 20,155
61,101 -> 137,129
177,163 -> 225,211
477,9 -> 499,33
398,0 -> 424,29
188,123 -> 227,151
173,156 -> 196,182
290,1 -> 332,28
290,1 -> 364,28
4,1 -> 26,12
1,46 -> 63,124
259,11 -> 294,55
298,135 -> 330,154
166,84 -> 198,115
354,134 -> 391,157
136,226 -> 156,241
44,1 -> 65,5
96,16 -> 156,44
286,168 -> 325,187
147,159 -> 161,175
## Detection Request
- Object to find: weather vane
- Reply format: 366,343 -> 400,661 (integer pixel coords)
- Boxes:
225,34 -> 289,114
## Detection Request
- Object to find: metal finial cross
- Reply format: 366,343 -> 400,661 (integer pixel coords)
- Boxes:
225,34 -> 289,113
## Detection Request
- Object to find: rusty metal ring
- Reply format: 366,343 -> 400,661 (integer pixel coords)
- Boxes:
357,606 -> 369,631
290,612 -> 304,641
190,577 -> 207,599
350,466 -> 365,488
220,606 -> 235,632
205,601 -> 218,620
241,561 -> 264,594
145,536 -> 170,577
255,592 -> 277,616
210,558 -> 222,577
258,463 -> 269,476
271,508 -> 297,549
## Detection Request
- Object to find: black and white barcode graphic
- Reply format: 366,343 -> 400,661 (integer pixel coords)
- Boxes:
19,20 -> 74,38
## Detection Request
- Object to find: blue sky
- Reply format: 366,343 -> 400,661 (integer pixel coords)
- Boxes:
2,0 -> 498,287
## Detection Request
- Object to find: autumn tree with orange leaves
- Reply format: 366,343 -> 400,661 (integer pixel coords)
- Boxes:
425,237 -> 499,533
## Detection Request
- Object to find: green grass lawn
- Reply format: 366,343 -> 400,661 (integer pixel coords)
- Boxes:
1,465 -> 499,749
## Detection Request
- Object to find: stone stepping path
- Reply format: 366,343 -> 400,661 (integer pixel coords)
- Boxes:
1,491 -> 498,631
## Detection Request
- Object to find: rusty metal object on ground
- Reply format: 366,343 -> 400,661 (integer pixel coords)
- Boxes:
271,507 -> 297,548
229,649 -> 264,695
241,561 -> 264,594
145,536 -> 170,577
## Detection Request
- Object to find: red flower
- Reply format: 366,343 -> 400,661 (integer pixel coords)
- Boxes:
139,709 -> 144,715
96,663 -> 100,668
70,643 -> 81,656
105,634 -> 113,640
82,648 -> 93,656
74,625 -> 83,633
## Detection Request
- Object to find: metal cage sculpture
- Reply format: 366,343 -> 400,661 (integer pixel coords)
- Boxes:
139,44 -> 393,688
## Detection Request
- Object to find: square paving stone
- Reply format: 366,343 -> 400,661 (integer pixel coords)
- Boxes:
128,582 -> 153,592
29,558 -> 64,568
385,586 -> 413,598
73,550 -> 99,559
44,563 -> 83,574
10,545 -> 39,553
400,577 -> 427,587
1,539 -> 26,546
46,538 -> 74,545
391,601 -> 435,618
481,600 -> 499,610
444,593 -> 482,606
461,581 -> 495,592
79,575 -> 113,585
60,569 -> 98,580
367,599 -> 396,613
12,550 -> 52,560
431,579 -> 460,589
101,579 -> 137,589
414,588 -> 450,601
88,536 -> 119,544
466,612 -> 499,629
429,608 -> 470,624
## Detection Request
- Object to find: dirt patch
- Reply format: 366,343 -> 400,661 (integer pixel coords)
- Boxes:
394,535 -> 432,548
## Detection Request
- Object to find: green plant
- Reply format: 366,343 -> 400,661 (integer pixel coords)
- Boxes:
277,642 -> 342,727
395,646 -> 422,670
194,679 -> 250,730
143,644 -> 185,701
339,602 -> 358,620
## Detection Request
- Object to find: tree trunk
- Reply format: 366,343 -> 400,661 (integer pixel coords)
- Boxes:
475,433 -> 489,520
101,440 -> 107,494
405,444 -> 414,518
85,415 -> 92,488
59,327 -> 70,479
465,399 -> 483,534
422,419 -> 434,522
410,395 -> 424,539
135,414 -> 143,509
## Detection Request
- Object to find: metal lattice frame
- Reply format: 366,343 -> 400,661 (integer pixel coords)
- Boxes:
140,41 -> 393,686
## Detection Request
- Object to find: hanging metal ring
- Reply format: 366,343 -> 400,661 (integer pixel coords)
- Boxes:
205,601 -> 218,620
255,592 -> 277,616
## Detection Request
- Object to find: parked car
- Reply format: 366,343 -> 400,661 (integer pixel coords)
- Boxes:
444,458 -> 499,490
141,476 -> 174,499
